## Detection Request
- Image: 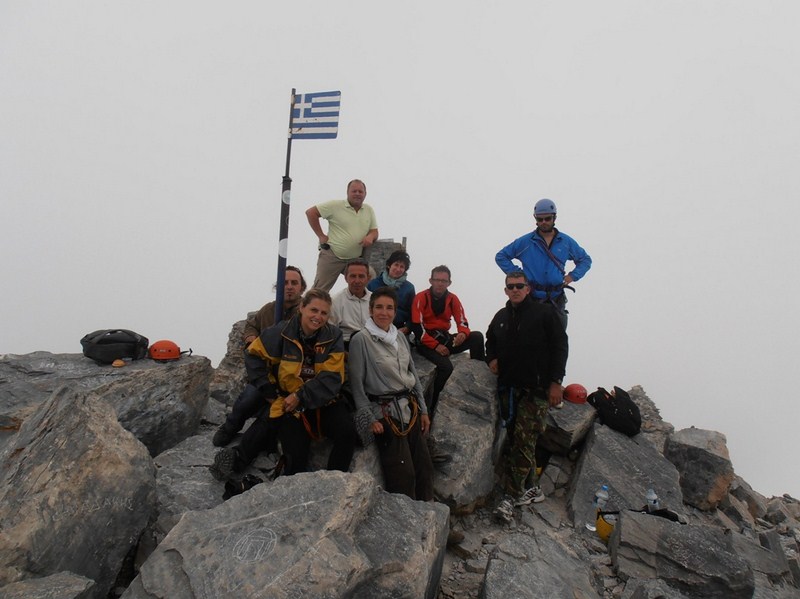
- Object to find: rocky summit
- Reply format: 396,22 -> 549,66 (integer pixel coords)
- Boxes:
1,328 -> 799,598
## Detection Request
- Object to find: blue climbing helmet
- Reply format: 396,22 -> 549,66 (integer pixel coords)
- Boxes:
533,198 -> 557,216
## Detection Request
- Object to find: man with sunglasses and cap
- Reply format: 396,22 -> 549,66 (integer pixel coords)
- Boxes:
487,270 -> 568,523
495,199 -> 591,329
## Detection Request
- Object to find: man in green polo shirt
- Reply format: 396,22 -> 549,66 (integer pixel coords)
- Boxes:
305,179 -> 379,291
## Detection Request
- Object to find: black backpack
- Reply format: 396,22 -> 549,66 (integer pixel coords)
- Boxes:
587,386 -> 642,437
80,329 -> 149,364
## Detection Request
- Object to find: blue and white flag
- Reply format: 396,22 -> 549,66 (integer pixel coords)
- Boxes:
291,91 -> 341,139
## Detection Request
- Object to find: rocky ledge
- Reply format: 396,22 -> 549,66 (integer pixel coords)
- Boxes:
1,341 -> 798,599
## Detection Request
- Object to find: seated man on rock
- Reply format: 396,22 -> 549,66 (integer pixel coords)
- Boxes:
212,266 -> 307,447
410,265 -> 485,421
329,259 -> 372,351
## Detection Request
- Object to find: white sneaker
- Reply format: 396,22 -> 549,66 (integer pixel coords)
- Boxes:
515,485 -> 545,506
493,496 -> 515,524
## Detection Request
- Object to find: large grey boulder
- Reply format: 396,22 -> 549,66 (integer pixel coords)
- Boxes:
208,318 -> 248,407
539,399 -> 596,455
415,354 -> 497,513
628,385 -> 675,454
730,529 -> 792,584
664,427 -> 734,511
568,424 -> 684,529
538,453 -> 576,499
729,475 -> 769,520
0,386 -> 155,599
0,351 -> 212,455
145,434 -> 233,556
719,490 -> 758,532
609,509 -> 755,598
145,428 -> 385,564
481,531 -> 597,598
620,578 -> 691,598
123,471 -> 449,599
0,571 -> 95,599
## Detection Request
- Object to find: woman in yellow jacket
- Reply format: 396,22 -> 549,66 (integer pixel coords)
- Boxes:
211,289 -> 356,478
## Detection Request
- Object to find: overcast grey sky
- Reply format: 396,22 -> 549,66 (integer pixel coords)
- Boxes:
2,1 -> 799,498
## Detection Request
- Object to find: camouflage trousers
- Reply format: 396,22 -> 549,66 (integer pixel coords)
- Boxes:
499,387 -> 549,497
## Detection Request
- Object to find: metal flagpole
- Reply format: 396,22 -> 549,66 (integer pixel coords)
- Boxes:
274,88 -> 296,323
272,88 -> 340,322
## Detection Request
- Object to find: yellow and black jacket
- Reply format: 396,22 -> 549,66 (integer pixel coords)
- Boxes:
245,315 -> 345,418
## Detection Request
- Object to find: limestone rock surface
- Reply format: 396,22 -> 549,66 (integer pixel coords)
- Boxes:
568,423 -> 684,528
665,427 -> 735,511
0,351 -> 212,455
539,399 -> 596,455
123,470 -> 449,599
415,354 -> 497,513
208,317 -> 248,407
609,509 -> 755,598
481,531 -> 597,598
0,386 -> 155,599
0,571 -> 95,599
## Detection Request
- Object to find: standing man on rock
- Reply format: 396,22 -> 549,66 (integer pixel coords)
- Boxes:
212,266 -> 307,447
306,179 -> 379,292
487,270 -> 568,523
495,198 -> 591,328
330,259 -> 372,350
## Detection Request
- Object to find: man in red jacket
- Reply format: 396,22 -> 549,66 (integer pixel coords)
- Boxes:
411,265 -> 485,420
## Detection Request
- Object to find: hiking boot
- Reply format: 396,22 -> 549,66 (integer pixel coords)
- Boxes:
515,485 -> 545,506
493,495 -> 515,524
209,447 -> 237,481
212,423 -> 238,447
222,474 -> 264,501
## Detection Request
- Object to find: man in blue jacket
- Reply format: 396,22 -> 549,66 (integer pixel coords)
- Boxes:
495,199 -> 591,328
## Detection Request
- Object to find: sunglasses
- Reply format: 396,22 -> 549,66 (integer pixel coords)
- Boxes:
535,215 -> 554,223
506,283 -> 527,290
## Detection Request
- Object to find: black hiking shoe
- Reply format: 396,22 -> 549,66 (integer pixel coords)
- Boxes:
223,474 -> 264,500
209,447 -> 237,481
212,423 -> 238,447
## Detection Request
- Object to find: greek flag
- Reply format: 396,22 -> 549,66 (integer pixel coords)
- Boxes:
291,91 -> 341,139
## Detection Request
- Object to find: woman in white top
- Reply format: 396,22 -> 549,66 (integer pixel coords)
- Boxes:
348,287 -> 434,500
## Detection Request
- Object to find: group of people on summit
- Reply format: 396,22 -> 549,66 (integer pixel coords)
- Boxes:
210,178 -> 592,524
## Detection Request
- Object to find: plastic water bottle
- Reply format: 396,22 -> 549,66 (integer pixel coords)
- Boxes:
585,484 -> 609,531
594,485 -> 610,510
646,488 -> 660,512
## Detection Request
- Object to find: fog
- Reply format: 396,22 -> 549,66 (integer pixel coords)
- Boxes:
2,1 -> 798,497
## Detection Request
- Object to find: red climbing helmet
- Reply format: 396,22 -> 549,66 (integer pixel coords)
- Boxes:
564,383 -> 588,404
149,340 -> 181,361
